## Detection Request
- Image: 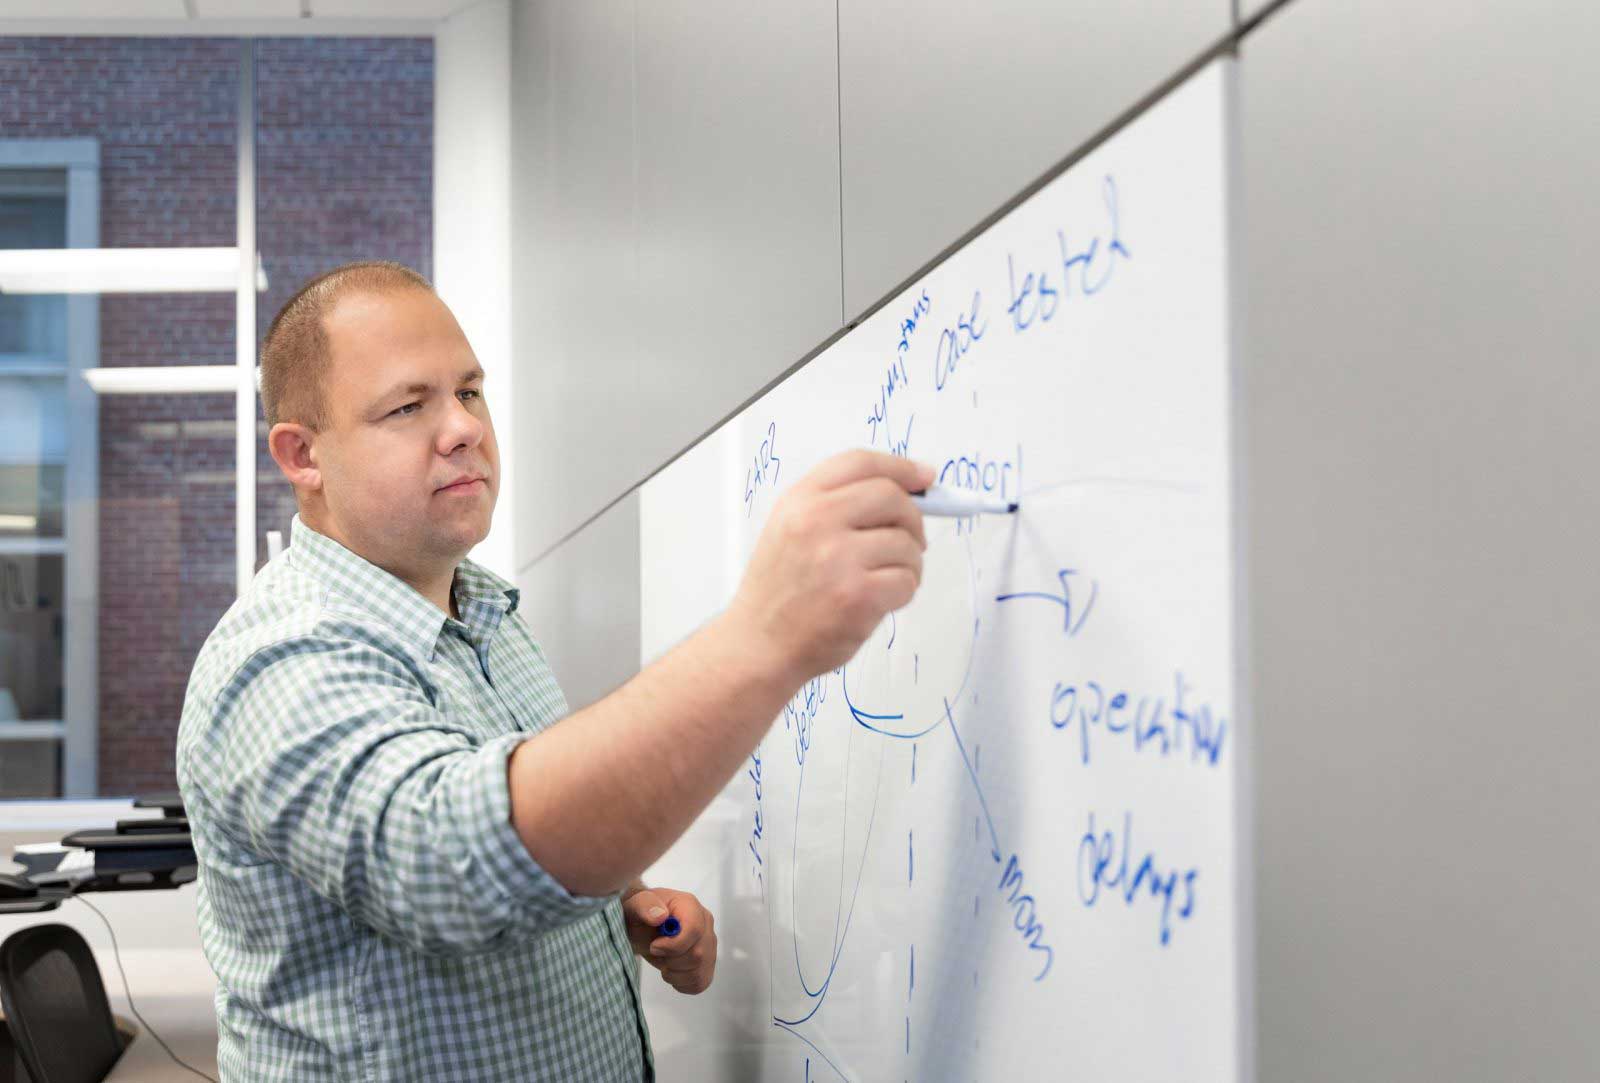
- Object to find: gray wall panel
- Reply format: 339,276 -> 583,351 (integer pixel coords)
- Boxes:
1238,2 -> 1600,1079
633,0 -> 843,500
838,0 -> 1229,318
510,0 -> 639,571
512,0 -> 843,569
515,491 -> 642,713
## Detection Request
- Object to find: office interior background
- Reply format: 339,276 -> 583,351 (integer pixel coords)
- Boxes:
1,2 -> 1596,1081
1,34 -> 433,801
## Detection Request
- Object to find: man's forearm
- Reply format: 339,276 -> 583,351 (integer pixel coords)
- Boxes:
507,612 -> 800,897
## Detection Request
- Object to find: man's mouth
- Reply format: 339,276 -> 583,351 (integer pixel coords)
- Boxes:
436,474 -> 488,494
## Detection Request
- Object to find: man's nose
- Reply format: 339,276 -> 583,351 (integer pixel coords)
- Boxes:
439,396 -> 485,455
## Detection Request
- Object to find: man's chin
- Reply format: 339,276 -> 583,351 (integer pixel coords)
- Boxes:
439,513 -> 493,555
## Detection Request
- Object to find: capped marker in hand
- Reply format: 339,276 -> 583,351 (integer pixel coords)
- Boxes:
657,916 -> 681,938
910,485 -> 1019,517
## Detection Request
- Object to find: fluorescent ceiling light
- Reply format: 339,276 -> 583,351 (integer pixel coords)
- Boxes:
83,366 -> 252,395
0,248 -> 268,294
0,514 -> 38,531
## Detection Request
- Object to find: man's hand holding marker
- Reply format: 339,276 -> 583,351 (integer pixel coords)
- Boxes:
723,450 -> 1020,692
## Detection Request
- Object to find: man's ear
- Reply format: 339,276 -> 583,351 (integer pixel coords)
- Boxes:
268,422 -> 322,495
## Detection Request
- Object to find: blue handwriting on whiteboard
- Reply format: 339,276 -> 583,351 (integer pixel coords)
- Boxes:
1059,175 -> 1131,296
1076,810 -> 1198,947
782,672 -> 830,767
995,568 -> 1098,637
866,355 -> 911,450
744,421 -> 782,518
897,288 -> 932,357
887,413 -> 915,459
746,750 -> 765,891
1005,173 -> 1130,336
1005,251 -> 1059,333
944,697 -> 1056,983
938,443 -> 1021,502
933,290 -> 987,392
1050,669 -> 1227,768
997,853 -> 1056,981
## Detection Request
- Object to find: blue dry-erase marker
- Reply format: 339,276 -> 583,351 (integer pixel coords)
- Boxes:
657,916 -> 681,938
910,485 -> 1019,517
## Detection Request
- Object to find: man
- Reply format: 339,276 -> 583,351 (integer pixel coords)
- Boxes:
176,260 -> 931,1081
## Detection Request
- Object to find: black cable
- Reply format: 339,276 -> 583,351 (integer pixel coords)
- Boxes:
73,895 -> 218,1082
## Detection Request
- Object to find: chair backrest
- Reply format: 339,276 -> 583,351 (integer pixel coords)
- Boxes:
0,1016 -> 37,1083
0,925 -> 124,1083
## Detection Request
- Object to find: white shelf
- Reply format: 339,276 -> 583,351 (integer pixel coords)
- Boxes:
82,365 -> 248,396
0,721 -> 65,742
0,247 -> 267,294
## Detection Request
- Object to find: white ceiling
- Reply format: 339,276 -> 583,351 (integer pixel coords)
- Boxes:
0,0 -> 482,32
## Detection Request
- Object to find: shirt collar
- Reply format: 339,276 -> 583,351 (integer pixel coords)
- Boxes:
286,515 -> 519,660
453,558 -> 521,617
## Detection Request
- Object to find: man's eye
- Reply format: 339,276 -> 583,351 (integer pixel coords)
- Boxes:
390,402 -> 421,417
459,388 -> 480,402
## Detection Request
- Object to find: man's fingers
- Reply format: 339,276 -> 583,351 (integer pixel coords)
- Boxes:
623,890 -> 671,926
864,566 -> 919,614
649,925 -> 701,957
829,477 -> 927,548
850,528 -> 924,579
657,950 -> 708,974
806,449 -> 935,494
648,898 -> 705,956
663,969 -> 712,995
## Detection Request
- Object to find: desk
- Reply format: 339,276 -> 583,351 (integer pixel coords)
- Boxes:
2,821 -> 217,1082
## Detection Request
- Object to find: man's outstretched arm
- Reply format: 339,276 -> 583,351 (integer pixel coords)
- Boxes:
508,450 -> 933,897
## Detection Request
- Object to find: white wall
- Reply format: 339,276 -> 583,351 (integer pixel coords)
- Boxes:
1237,1 -> 1600,1079
434,0 -> 516,581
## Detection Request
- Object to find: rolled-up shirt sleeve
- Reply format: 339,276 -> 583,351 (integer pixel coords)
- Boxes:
187,633 -> 610,958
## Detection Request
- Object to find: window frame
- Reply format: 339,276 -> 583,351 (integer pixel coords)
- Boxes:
0,138 -> 100,798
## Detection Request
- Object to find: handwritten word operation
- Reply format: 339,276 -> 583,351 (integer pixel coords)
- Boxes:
1049,670 -> 1227,768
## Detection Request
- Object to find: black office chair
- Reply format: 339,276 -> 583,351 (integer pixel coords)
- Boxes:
0,925 -> 125,1083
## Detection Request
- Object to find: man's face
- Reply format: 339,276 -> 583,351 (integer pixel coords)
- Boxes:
311,288 -> 499,574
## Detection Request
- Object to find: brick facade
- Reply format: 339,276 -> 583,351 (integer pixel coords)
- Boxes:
0,35 -> 433,795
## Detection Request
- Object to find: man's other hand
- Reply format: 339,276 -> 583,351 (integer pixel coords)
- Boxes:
622,885 -> 717,995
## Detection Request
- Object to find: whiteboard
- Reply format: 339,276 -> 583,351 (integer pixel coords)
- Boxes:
639,60 -> 1244,1082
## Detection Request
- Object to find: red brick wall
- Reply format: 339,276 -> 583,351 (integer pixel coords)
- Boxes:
0,35 -> 433,796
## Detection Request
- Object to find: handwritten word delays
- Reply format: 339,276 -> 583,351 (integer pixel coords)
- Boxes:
1077,810 -> 1198,947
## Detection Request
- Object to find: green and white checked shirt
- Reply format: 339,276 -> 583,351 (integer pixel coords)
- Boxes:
177,516 -> 653,1082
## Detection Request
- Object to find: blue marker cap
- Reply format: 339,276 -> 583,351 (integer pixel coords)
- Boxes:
658,916 -> 681,938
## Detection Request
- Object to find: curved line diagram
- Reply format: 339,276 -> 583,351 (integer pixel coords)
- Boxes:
772,530 -> 981,1045
774,1020 -> 850,1081
840,529 -> 983,741
773,732 -> 886,1028
771,477 -> 1202,1072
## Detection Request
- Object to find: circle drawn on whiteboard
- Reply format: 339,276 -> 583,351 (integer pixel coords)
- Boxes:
841,518 -> 980,741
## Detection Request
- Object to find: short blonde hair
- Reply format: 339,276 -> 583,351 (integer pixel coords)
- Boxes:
259,260 -> 433,430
